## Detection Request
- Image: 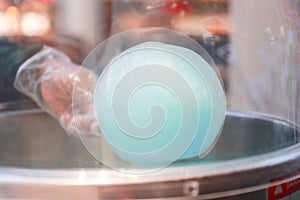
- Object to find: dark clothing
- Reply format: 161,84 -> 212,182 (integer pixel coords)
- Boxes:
0,39 -> 42,102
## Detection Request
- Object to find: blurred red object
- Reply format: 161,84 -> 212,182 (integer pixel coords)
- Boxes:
163,0 -> 190,16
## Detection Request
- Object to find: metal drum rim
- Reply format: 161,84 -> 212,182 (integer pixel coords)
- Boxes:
0,109 -> 299,199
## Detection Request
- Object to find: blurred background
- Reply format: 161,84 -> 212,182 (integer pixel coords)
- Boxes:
0,0 -> 229,75
0,0 -> 299,123
1,2 -> 300,199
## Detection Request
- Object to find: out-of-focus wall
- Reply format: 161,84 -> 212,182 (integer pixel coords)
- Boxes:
229,0 -> 299,122
54,0 -> 108,47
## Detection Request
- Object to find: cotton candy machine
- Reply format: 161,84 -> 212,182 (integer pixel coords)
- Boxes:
0,108 -> 299,199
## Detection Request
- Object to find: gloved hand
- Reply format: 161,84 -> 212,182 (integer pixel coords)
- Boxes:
14,46 -> 100,137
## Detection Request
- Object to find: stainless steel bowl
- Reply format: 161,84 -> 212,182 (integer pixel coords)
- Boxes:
0,110 -> 299,199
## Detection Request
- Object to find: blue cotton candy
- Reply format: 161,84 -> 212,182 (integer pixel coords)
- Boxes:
94,41 -> 226,166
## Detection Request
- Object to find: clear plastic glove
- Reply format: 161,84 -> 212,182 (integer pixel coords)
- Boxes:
14,46 -> 100,137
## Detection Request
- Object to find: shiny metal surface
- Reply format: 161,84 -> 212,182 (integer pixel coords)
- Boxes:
0,99 -> 38,112
0,110 -> 299,199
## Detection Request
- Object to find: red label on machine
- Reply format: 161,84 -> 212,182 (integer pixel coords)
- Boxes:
268,170 -> 300,200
